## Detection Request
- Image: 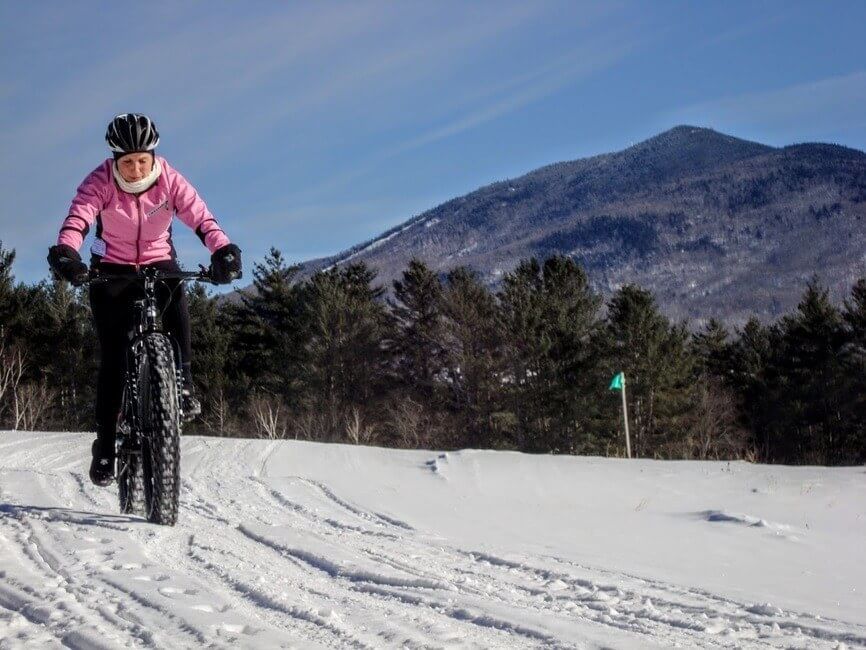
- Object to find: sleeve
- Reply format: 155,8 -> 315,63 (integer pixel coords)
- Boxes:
169,165 -> 231,254
57,165 -> 107,251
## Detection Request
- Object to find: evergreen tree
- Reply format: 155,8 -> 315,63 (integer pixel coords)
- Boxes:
838,278 -> 866,462
761,278 -> 846,463
388,259 -> 446,400
692,318 -> 731,379
301,263 -> 391,439
187,284 -> 233,433
439,267 -> 504,448
499,256 -> 604,453
726,317 -> 772,456
0,241 -> 15,336
0,246 -> 96,430
231,247 -> 305,404
41,280 -> 96,428
604,285 -> 696,458
2,242 -> 862,464
0,241 -> 32,345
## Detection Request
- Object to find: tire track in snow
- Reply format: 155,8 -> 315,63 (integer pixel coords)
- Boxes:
244,472 -> 676,646
239,471 -> 866,649
134,443 -> 376,648
0,434 -> 77,473
0,506 -> 163,648
442,548 -> 866,648
177,449 -> 542,648
131,515 -> 341,643
183,532 -> 366,649
180,472 -> 524,646
234,523 -> 569,649
295,478 -> 416,532
248,476 -> 401,540
540,553 -> 866,647
2,447 -> 295,648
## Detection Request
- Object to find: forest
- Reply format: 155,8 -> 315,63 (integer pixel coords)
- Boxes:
1,241 -> 864,465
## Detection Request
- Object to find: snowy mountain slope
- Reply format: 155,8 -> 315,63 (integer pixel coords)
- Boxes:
1,431 -> 864,649
294,126 -> 866,323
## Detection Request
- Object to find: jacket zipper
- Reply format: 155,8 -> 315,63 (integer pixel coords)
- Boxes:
135,195 -> 142,270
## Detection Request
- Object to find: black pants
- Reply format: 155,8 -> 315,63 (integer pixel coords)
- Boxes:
89,260 -> 191,457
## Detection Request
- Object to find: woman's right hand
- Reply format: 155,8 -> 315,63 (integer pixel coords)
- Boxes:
48,244 -> 89,286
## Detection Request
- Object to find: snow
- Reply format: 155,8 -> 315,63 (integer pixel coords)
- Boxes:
326,218 -> 424,271
1,431 -> 865,649
445,242 -> 479,261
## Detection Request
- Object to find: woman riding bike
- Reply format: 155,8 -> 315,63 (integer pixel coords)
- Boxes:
47,113 -> 242,487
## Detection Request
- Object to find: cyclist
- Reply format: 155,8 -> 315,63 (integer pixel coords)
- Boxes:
47,113 -> 242,487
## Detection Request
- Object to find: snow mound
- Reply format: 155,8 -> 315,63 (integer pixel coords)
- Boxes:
700,509 -> 798,535
424,452 -> 450,478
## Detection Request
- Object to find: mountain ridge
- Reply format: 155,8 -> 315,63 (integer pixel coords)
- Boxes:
283,125 -> 866,323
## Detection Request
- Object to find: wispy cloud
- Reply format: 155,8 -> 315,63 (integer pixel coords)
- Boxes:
667,70 -> 866,141
393,32 -> 640,154
172,2 -> 550,171
0,3 -> 395,172
293,24 -> 643,202
701,12 -> 789,49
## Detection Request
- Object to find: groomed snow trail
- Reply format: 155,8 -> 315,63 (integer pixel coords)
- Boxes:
0,432 -> 864,649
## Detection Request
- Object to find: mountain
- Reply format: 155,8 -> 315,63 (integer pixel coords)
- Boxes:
2,430 -> 865,646
301,126 -> 866,323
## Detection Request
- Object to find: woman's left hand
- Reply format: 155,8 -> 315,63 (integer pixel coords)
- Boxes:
210,244 -> 242,284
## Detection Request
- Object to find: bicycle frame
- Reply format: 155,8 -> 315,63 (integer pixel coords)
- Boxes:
85,266 -> 219,523
89,267 -> 214,458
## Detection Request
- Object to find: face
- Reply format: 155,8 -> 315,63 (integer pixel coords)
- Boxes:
116,153 -> 154,182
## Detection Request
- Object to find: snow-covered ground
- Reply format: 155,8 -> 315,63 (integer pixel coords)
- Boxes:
0,431 -> 864,649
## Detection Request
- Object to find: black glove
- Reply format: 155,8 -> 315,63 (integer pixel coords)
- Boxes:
47,244 -> 89,286
210,243 -> 242,284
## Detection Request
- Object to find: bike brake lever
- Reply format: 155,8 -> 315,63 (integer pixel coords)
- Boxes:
198,263 -> 218,284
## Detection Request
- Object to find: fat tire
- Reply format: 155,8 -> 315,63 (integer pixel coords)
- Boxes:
138,333 -> 181,526
117,447 -> 145,515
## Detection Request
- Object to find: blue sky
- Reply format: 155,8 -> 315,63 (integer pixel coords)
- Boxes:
1,1 -> 865,287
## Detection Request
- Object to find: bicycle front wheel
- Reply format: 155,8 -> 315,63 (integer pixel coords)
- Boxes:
118,445 -> 145,516
137,333 -> 182,526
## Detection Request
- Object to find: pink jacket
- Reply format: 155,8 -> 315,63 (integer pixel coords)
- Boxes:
57,156 -> 231,266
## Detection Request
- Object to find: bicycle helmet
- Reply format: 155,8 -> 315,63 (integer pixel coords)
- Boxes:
105,113 -> 160,155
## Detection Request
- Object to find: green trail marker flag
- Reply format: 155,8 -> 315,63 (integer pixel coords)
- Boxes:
608,371 -> 631,458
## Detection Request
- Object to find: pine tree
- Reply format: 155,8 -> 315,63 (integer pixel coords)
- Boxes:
692,318 -> 731,379
300,263 -> 391,440
0,241 -> 29,344
187,283 -> 233,433
439,267 -> 505,448
604,285 -> 696,458
231,247 -> 305,404
725,317 -> 772,456
499,256 -> 604,453
838,278 -> 866,462
762,278 -> 846,463
43,279 -> 96,428
388,259 -> 446,400
0,241 -> 15,336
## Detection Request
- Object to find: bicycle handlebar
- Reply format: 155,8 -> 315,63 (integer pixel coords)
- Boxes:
87,266 -> 219,285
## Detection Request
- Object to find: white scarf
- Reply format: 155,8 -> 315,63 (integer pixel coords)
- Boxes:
112,157 -> 162,194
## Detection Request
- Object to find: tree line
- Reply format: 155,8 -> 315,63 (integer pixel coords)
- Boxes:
1,241 -> 864,465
